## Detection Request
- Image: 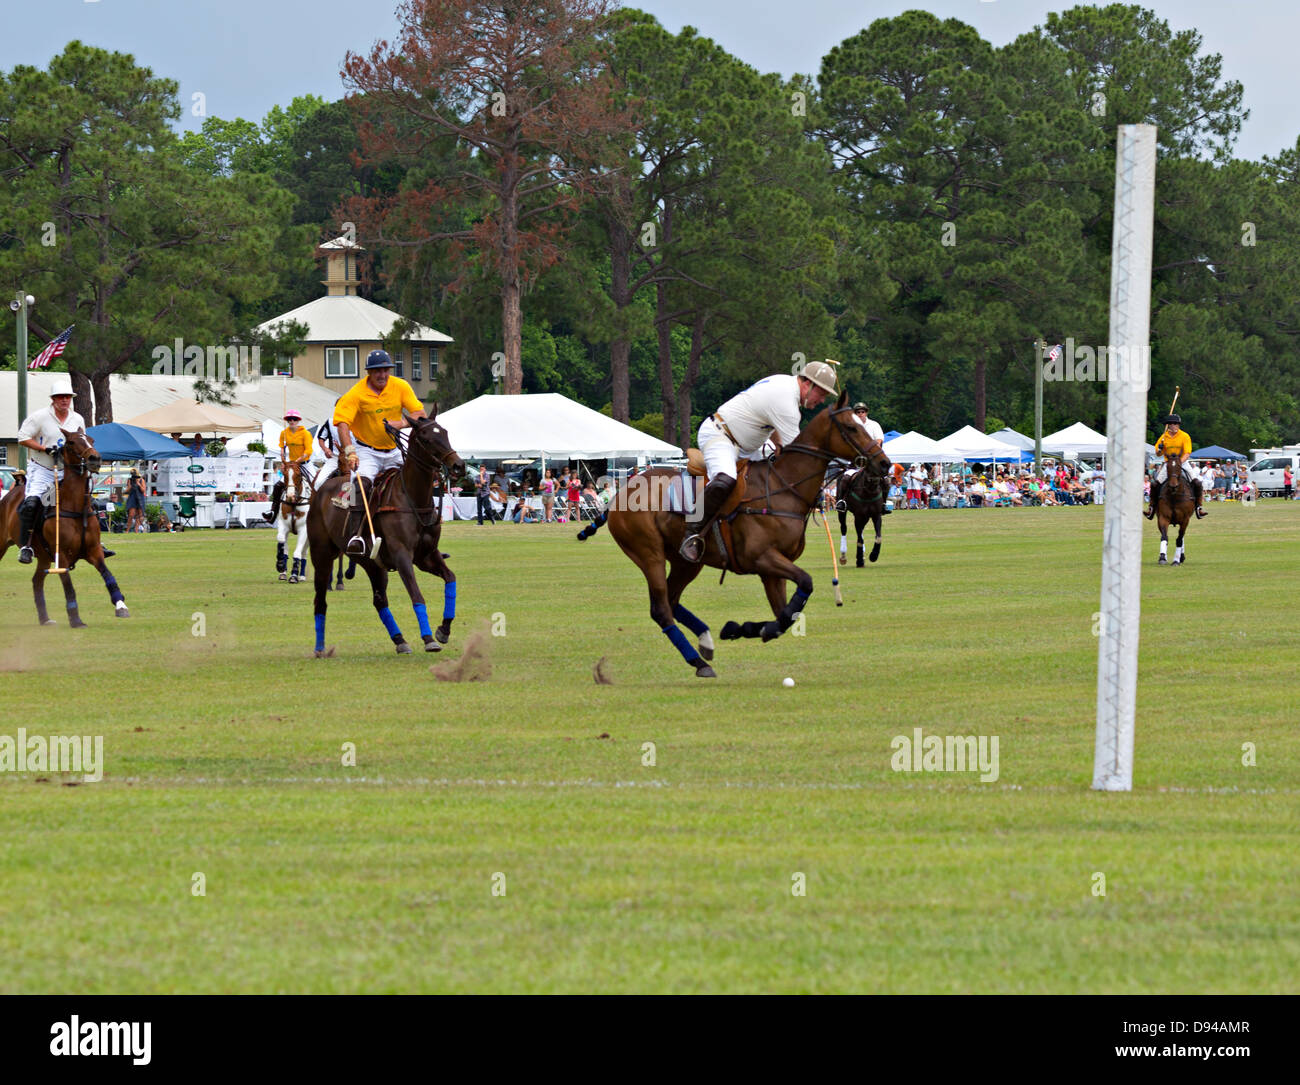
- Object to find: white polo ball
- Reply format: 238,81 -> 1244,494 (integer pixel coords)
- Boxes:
782,677 -> 795,688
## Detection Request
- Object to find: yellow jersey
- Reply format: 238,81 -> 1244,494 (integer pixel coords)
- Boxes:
1155,430 -> 1191,460
279,425 -> 312,462
333,377 -> 422,450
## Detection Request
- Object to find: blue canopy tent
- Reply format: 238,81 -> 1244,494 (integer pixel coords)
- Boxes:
1191,445 -> 1245,461
85,423 -> 191,461
882,430 -> 902,441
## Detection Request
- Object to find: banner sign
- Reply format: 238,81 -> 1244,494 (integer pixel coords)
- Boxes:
157,457 -> 266,494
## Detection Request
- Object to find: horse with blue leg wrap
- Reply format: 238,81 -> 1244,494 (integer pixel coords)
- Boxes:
0,430 -> 130,625
580,390 -> 890,677
306,409 -> 464,656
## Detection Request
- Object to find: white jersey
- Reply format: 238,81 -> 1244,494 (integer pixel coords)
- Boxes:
856,415 -> 884,444
17,405 -> 87,470
713,374 -> 804,454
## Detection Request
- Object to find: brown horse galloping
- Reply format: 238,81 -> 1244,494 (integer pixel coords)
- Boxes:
0,431 -> 131,625
307,410 -> 464,656
579,390 -> 891,677
1156,456 -> 1195,565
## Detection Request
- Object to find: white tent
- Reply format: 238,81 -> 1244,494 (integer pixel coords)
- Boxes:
1041,421 -> 1108,457
224,419 -> 285,456
988,427 -> 1036,451
437,393 -> 682,460
935,425 -> 1025,462
881,430 -> 960,464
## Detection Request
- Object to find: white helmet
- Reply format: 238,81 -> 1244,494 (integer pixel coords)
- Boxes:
49,377 -> 75,397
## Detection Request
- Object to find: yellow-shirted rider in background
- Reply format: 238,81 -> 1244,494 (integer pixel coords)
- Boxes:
1147,412 -> 1206,519
263,408 -> 313,523
332,350 -> 427,552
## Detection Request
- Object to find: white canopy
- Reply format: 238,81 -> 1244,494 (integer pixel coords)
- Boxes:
881,430 -> 960,464
1041,421 -> 1108,456
436,393 -> 682,460
224,419 -> 285,456
988,427 -> 1036,451
935,425 -> 1024,461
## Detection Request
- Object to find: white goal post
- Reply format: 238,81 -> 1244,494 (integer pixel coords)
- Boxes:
1093,124 -> 1157,792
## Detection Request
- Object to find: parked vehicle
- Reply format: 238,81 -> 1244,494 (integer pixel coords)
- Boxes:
1248,449 -> 1300,497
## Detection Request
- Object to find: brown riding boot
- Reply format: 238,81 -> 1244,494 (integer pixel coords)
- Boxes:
1145,480 -> 1161,519
680,474 -> 735,562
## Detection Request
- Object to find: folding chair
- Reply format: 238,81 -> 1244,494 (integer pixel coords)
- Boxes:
176,494 -> 198,529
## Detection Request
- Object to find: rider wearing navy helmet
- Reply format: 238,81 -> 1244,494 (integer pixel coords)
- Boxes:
331,349 -> 427,552
1148,412 -> 1206,519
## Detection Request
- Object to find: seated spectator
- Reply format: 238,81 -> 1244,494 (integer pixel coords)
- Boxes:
511,498 -> 539,523
967,479 -> 989,507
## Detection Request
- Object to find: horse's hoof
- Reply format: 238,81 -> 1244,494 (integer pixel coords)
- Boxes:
278,572 -> 287,581
741,621 -> 763,639
694,661 -> 716,678
312,646 -> 336,659
435,626 -> 450,645
1158,555 -> 1168,564
760,621 -> 781,642
396,642 -> 413,655
856,559 -> 865,568
720,621 -> 742,641
40,619 -> 57,626
70,620 -> 87,629
699,645 -> 714,661
423,635 -> 442,652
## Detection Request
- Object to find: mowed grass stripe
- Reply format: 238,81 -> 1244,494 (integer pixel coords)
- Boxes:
0,503 -> 1297,992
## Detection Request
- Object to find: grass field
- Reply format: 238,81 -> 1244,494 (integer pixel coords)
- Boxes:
1,501 -> 1298,993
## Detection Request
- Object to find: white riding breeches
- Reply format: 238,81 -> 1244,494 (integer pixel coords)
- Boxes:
1157,462 -> 1205,486
23,461 -> 60,501
355,444 -> 404,481
698,417 -> 742,481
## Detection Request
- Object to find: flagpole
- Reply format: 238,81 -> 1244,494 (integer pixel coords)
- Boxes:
14,292 -> 28,471
1034,338 -> 1045,477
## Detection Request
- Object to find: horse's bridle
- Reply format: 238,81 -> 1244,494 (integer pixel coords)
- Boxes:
387,419 -> 461,480
761,406 -> 889,506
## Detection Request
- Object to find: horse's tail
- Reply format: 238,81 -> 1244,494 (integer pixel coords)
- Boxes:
577,511 -> 607,541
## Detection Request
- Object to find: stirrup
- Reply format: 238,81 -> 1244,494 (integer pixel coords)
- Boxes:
679,533 -> 704,563
345,535 -> 368,555
18,546 -> 34,564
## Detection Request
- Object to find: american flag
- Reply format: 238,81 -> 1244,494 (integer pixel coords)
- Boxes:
28,324 -> 74,369
1046,343 -> 1063,363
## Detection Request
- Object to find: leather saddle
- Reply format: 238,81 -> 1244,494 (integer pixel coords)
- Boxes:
685,449 -> 751,519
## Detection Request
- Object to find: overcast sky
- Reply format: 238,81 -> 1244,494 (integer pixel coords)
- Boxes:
3,0 -> 1295,161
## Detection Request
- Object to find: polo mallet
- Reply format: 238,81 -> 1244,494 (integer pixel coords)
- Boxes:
353,461 -> 382,560
1168,386 -> 1180,417
50,439 -> 67,573
816,496 -> 844,606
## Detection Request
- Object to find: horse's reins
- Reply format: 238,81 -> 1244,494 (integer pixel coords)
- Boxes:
732,407 -> 886,521
381,421 -> 460,529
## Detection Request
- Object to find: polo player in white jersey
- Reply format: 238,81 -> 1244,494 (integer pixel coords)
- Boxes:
680,360 -> 838,562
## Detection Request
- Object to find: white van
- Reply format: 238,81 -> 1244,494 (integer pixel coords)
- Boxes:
1248,452 -> 1299,497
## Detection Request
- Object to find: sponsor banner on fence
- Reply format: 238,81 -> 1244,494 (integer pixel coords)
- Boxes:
158,457 -> 266,494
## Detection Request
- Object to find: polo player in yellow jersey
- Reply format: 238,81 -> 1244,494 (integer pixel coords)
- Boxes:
1147,412 -> 1206,519
263,408 -> 313,523
332,350 -> 427,552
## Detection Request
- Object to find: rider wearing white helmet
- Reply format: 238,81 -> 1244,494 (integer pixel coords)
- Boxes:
681,360 -> 838,562
15,377 -> 87,564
